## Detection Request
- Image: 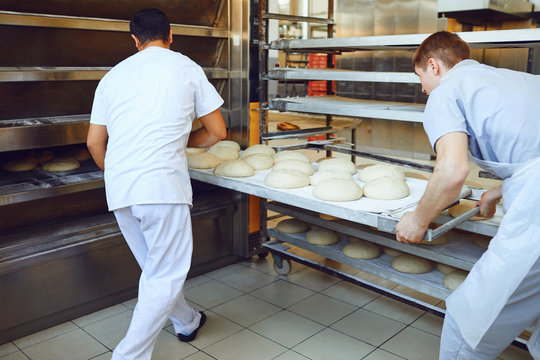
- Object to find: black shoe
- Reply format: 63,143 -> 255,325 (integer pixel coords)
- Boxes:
177,312 -> 206,342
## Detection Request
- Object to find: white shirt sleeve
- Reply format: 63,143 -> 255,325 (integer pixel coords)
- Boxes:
192,65 -> 224,118
422,87 -> 469,153
90,80 -> 108,126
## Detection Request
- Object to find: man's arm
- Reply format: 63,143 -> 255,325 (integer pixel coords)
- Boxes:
187,109 -> 227,148
396,132 -> 470,243
477,185 -> 502,218
87,124 -> 108,171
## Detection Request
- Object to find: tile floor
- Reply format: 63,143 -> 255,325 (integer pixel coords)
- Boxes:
0,251 -> 533,360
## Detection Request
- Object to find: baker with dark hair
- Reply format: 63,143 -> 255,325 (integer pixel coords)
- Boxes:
87,8 -> 226,360
396,31 -> 540,359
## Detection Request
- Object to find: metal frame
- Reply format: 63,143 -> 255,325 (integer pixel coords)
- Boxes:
268,68 -> 419,83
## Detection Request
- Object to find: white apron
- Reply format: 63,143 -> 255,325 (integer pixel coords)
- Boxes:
447,155 -> 540,349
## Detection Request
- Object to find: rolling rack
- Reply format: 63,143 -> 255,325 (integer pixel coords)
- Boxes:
255,1 -> 540,349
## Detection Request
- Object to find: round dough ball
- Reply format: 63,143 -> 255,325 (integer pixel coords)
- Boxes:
213,159 -> 254,177
242,153 -> 274,170
242,144 -> 276,158
276,218 -> 310,234
363,176 -> 409,200
207,146 -> 239,161
436,263 -> 459,275
472,235 -> 491,249
319,213 -> 341,221
313,178 -> 363,202
449,200 -> 490,221
317,158 -> 357,175
42,157 -> 80,172
186,147 -> 207,156
343,238 -> 380,259
264,169 -> 309,189
392,254 -> 432,274
306,228 -> 339,246
383,247 -> 404,257
310,170 -> 352,186
273,160 -> 314,176
273,150 -> 310,163
208,140 -> 241,152
61,148 -> 91,161
1,158 -> 37,172
443,270 -> 469,290
187,152 -> 222,169
358,164 -> 405,183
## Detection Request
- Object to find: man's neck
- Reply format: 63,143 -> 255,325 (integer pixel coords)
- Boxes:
138,39 -> 170,52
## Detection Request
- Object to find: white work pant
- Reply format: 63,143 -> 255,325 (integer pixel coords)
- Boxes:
111,204 -> 201,360
439,255 -> 540,360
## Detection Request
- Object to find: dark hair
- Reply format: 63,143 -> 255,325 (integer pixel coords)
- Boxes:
413,31 -> 470,70
130,8 -> 170,45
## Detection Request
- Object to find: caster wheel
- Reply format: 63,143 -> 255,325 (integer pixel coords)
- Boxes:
258,251 -> 269,259
273,259 -> 291,275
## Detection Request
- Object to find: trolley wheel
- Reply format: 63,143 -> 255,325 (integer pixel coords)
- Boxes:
258,251 -> 269,259
273,258 -> 291,275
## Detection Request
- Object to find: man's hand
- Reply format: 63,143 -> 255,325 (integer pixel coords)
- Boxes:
396,211 -> 429,244
188,109 -> 226,148
476,185 -> 502,218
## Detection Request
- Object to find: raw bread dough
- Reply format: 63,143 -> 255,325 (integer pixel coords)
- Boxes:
437,263 -> 459,275
317,158 -> 357,175
242,153 -> 274,170
358,164 -> 405,183
213,159 -> 254,177
313,178 -> 363,202
343,238 -> 380,259
363,176 -> 409,200
1,158 -> 37,172
187,152 -> 222,169
319,213 -> 341,221
242,144 -> 276,157
62,148 -> 91,161
207,146 -> 239,161
449,199 -> 490,221
310,170 -> 352,186
186,147 -> 207,155
273,159 -> 314,176
42,157 -> 80,172
443,270 -> 469,290
208,140 -> 241,152
273,150 -> 310,163
276,218 -> 310,234
383,247 -> 404,257
392,254 -> 432,274
472,235 -> 491,249
306,228 -> 339,246
264,169 -> 310,189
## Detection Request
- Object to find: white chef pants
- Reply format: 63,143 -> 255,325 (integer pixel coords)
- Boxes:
111,204 -> 201,360
439,255 -> 540,360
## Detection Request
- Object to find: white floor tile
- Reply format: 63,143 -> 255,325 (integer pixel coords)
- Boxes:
410,313 -> 444,337
331,309 -> 406,347
184,275 -> 212,290
249,310 -> 325,348
381,327 -> 440,360
151,329 -> 198,360
83,310 -> 133,349
73,304 -> 129,328
13,322 -> 78,349
250,280 -> 315,308
211,294 -> 281,327
355,271 -> 399,290
204,264 -> 247,281
293,328 -> 375,360
89,352 -> 112,360
362,349 -> 406,360
285,267 -> 341,292
184,279 -> 244,309
203,329 -> 286,360
122,298 -> 138,310
22,329 -> 107,360
363,296 -> 425,325
272,350 -> 310,360
210,266 -> 278,292
0,343 -> 18,357
182,351 -> 215,360
321,281 -> 380,307
0,351 -> 29,360
288,293 -> 357,326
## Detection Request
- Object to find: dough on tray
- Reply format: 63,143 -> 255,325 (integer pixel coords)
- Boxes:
383,247 -> 404,257
310,170 -> 352,186
42,157 -> 80,172
443,270 -> 469,291
185,147 -> 207,155
306,228 -> 339,246
207,146 -> 239,161
187,152 -> 222,169
1,158 -> 38,172
449,199 -> 490,221
273,159 -> 314,176
264,169 -> 309,189
436,263 -> 459,275
319,213 -> 341,221
208,140 -> 241,152
242,144 -> 276,157
312,178 -> 363,202
358,164 -> 405,183
392,254 -> 432,274
342,238 -> 380,259
317,158 -> 357,175
362,176 -> 409,200
276,218 -> 310,234
242,153 -> 274,170
472,235 -> 491,249
213,159 -> 254,177
273,150 -> 310,163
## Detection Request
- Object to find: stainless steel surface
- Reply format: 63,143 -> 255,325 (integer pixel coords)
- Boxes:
268,68 -> 419,83
270,95 -> 425,122
262,11 -> 334,24
438,0 -> 532,20
262,126 -> 337,140
424,207 -> 480,242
